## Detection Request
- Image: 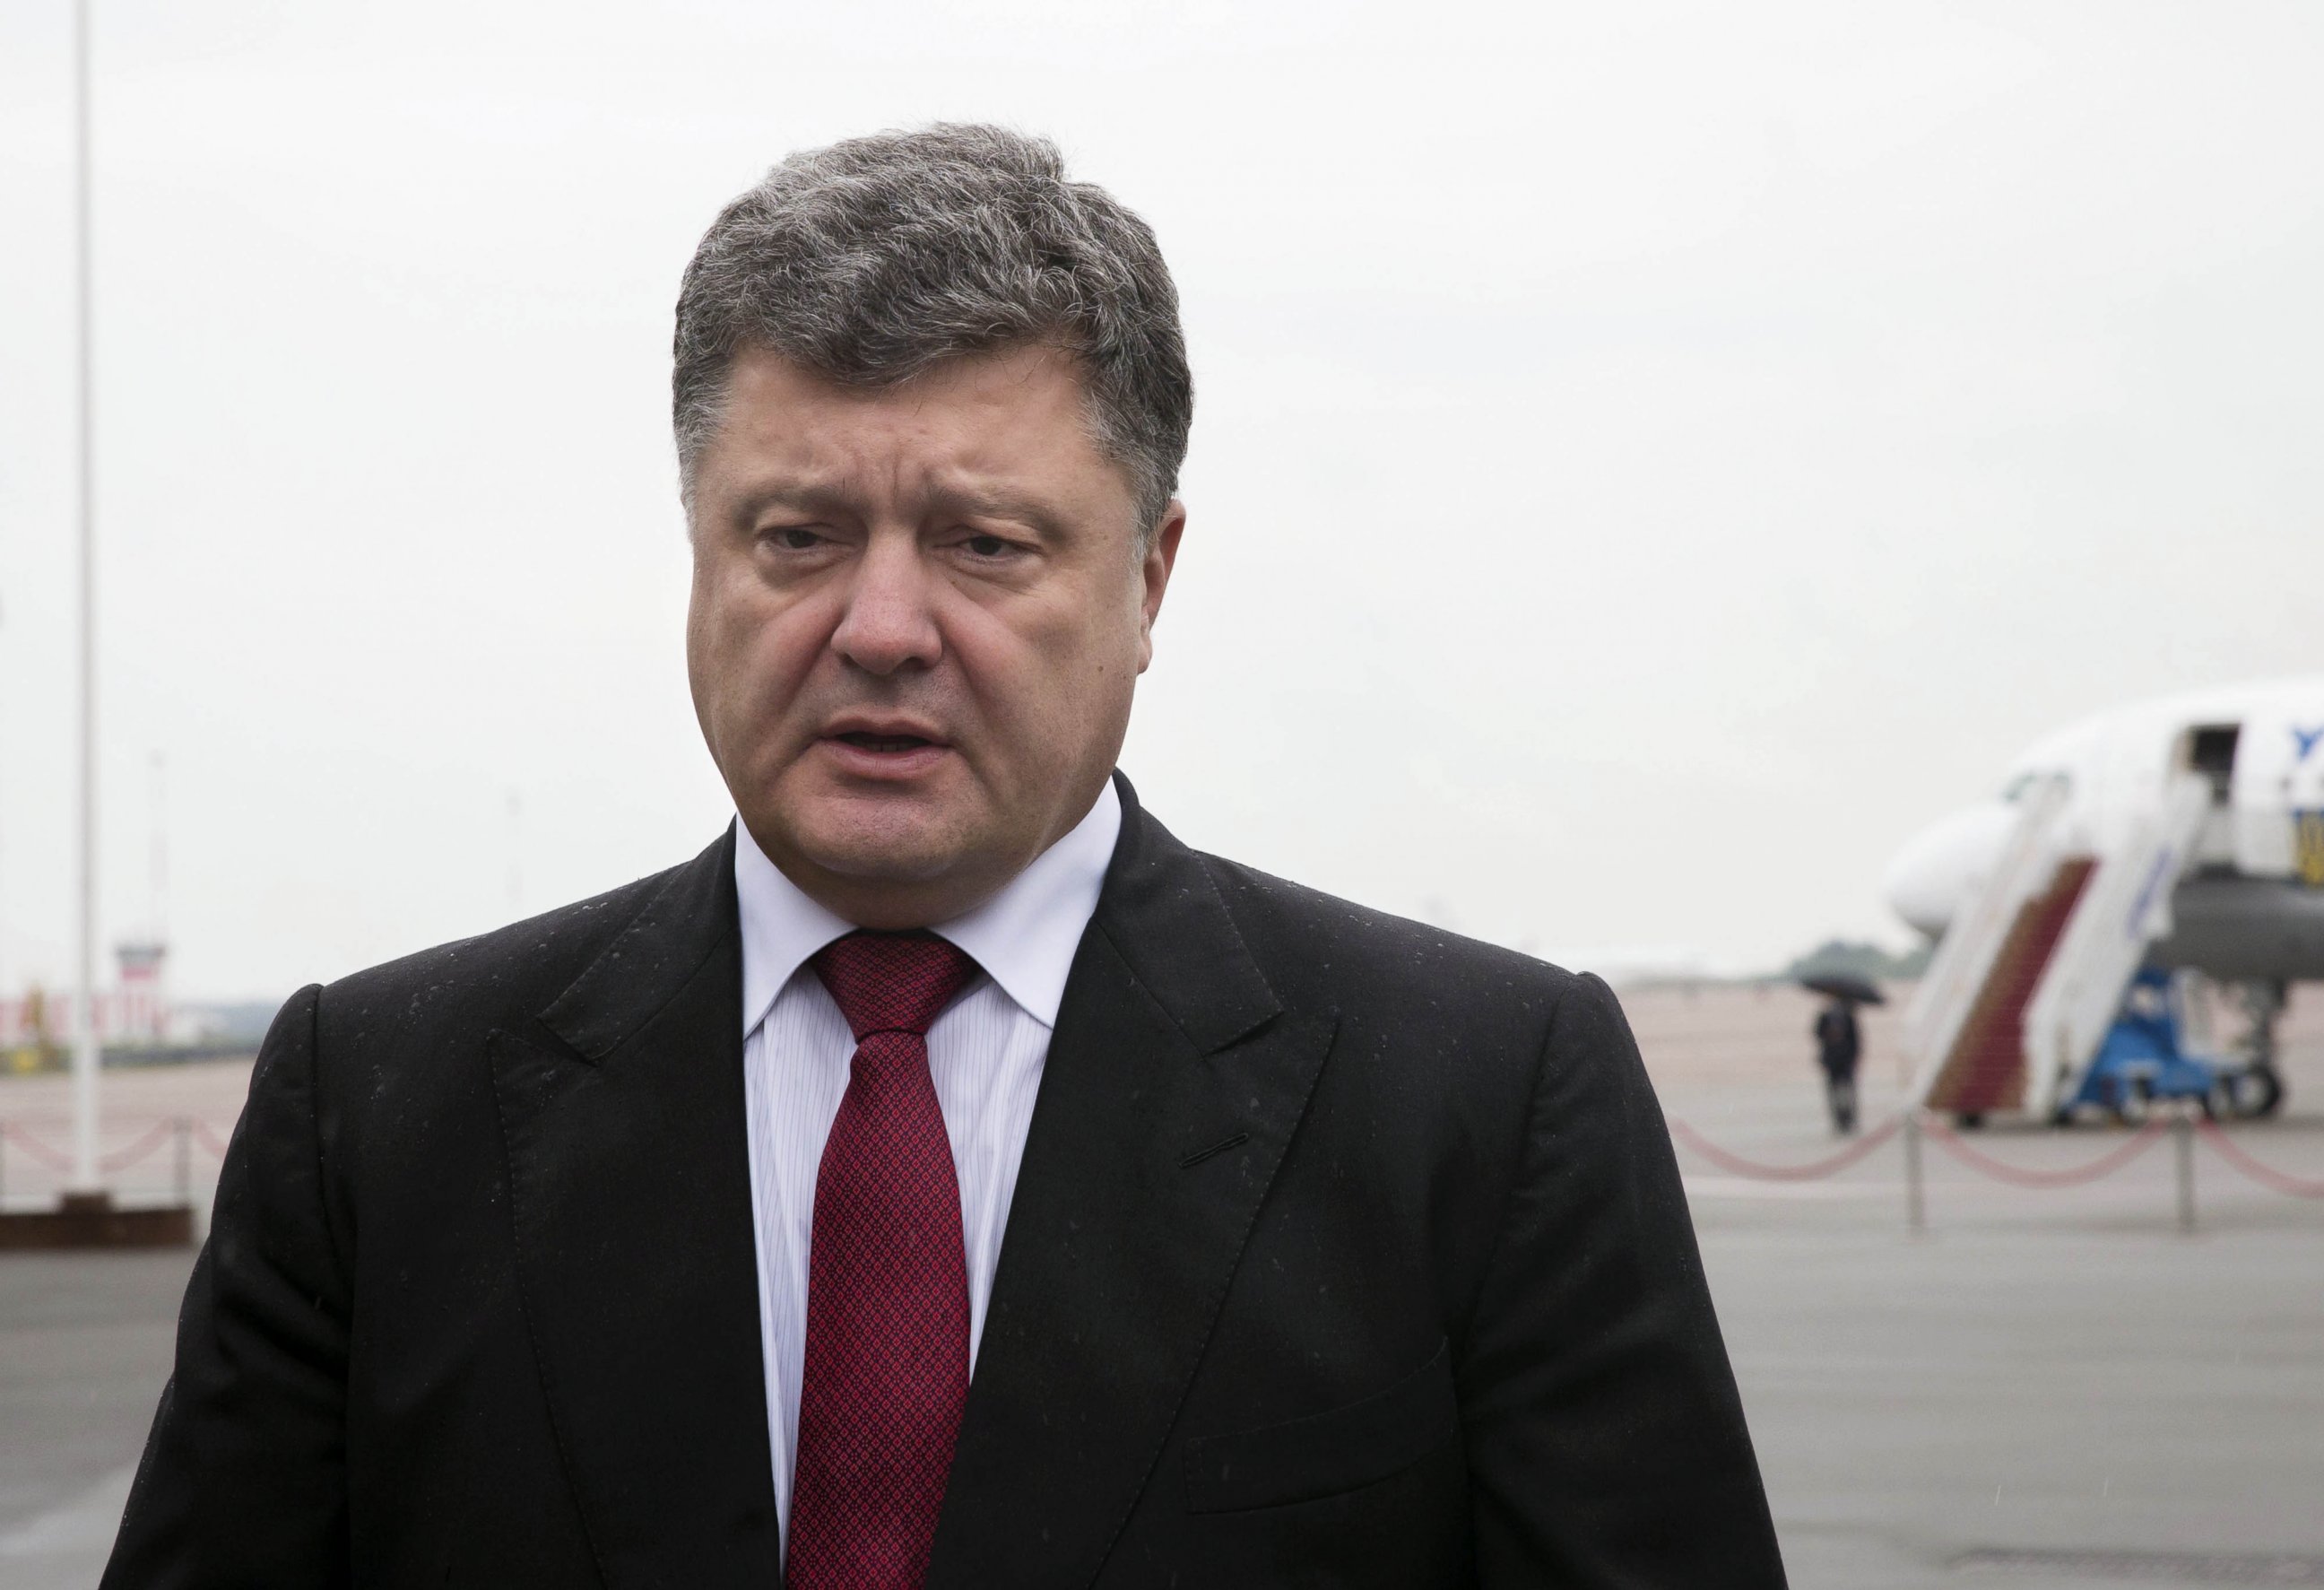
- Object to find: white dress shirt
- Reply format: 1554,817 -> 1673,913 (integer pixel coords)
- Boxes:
735,780 -> 1121,1556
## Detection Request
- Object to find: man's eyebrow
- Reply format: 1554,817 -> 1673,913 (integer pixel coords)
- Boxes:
727,480 -> 852,524
932,483 -> 1073,539
723,477 -> 1076,539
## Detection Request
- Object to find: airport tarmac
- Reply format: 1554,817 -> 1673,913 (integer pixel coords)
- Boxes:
2,983 -> 2319,1588
1656,987 -> 2324,1589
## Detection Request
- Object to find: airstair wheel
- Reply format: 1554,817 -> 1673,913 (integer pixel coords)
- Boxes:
2214,1066 -> 2285,1120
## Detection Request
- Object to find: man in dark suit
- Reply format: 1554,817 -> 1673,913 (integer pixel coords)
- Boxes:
105,125 -> 1786,1587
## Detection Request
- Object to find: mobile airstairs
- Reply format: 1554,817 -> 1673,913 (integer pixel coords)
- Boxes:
1903,771 -> 2218,1124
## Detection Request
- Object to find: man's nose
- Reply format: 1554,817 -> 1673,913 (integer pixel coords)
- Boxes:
829,534 -> 942,676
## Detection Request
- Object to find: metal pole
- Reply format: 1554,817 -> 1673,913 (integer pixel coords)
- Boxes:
172,1116 -> 190,1203
2173,1107 -> 2197,1235
68,0 -> 103,1195
1904,1110 -> 1927,1235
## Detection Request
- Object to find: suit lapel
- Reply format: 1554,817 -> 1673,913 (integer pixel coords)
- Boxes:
927,779 -> 1339,1589
490,828 -> 782,1589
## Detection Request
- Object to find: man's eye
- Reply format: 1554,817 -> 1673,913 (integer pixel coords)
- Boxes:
772,526 -> 824,550
965,534 -> 1011,558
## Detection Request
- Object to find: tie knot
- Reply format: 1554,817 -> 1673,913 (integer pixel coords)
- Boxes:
811,931 -> 981,1040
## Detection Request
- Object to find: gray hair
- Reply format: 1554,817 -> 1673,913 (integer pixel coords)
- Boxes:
672,124 -> 1192,543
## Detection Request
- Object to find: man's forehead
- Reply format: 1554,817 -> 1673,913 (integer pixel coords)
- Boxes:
720,341 -> 1086,421
715,348 -> 1091,455
701,343 -> 1130,527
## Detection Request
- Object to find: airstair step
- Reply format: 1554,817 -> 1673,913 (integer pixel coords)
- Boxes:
1926,857 -> 2096,1115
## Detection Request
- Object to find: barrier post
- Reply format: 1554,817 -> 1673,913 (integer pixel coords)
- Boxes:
2173,1107 -> 2198,1235
173,1116 -> 191,1203
1903,1110 -> 1927,1235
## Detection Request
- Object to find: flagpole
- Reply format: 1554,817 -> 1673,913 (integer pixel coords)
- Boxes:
70,0 -> 102,1195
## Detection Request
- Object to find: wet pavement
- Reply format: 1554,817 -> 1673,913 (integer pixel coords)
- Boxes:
1,991 -> 2319,1588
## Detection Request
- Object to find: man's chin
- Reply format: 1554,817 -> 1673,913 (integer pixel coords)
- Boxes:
781,797 -> 974,889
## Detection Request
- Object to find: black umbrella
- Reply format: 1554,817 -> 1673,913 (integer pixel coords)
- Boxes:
1799,972 -> 1886,1006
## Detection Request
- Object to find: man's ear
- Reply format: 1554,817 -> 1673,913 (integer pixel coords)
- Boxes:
1136,500 -> 1185,673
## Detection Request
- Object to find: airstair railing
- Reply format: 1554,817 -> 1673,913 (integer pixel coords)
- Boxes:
1903,774 -> 2072,1105
2020,772 -> 2211,1119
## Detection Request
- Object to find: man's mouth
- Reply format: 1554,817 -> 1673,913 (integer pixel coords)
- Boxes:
832,731 -> 939,753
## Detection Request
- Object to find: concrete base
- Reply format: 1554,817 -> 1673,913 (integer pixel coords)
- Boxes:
0,1191 -> 194,1250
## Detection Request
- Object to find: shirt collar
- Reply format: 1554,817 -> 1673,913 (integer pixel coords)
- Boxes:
733,778 -> 1123,1038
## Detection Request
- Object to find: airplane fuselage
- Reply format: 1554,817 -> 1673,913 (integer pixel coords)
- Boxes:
1885,677 -> 2324,986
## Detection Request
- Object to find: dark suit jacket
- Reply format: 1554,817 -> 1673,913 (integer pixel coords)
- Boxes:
105,776 -> 1785,1587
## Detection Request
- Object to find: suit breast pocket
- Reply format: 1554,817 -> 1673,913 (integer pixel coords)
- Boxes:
1184,1337 -> 1458,1514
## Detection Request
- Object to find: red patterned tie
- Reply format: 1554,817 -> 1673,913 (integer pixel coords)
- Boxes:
787,931 -> 981,1590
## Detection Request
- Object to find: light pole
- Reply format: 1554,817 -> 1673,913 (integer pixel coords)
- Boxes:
69,0 -> 102,1195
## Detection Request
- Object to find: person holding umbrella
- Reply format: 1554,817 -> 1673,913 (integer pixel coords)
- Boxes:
1800,973 -> 1881,1134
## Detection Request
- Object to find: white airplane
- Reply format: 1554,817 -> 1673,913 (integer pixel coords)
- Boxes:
1881,677 -> 2324,1125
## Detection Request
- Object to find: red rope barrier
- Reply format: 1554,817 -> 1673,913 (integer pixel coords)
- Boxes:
1921,1115 -> 2167,1188
1,1121 -> 76,1173
2194,1119 -> 2324,1199
3,1118 -> 238,1176
97,1118 -> 178,1173
1668,1115 -> 1903,1181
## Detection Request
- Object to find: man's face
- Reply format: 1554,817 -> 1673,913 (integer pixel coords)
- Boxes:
686,343 -> 1182,928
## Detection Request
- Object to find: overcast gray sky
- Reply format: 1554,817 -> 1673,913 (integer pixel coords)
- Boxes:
4,0 -> 2321,999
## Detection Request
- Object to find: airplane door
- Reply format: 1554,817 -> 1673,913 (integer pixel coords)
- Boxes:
2230,711 -> 2324,881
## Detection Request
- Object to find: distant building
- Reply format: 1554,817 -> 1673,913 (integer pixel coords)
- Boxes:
0,939 -> 208,1064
